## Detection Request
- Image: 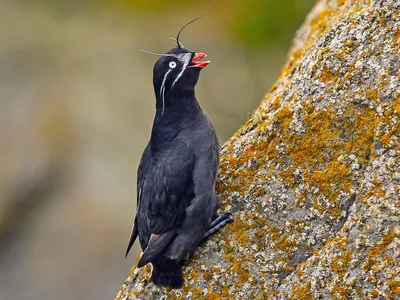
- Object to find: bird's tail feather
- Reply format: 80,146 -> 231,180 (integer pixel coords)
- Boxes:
125,217 -> 138,258
151,259 -> 183,289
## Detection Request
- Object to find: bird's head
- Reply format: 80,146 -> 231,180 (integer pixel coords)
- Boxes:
145,16 -> 210,112
153,47 -> 209,96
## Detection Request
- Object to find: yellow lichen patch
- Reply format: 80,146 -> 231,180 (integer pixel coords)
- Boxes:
276,105 -> 294,130
363,229 -> 400,273
202,271 -> 212,281
191,269 -> 200,282
203,292 -> 223,300
330,284 -> 353,300
254,187 -> 266,198
320,66 -> 339,82
387,280 -> 400,298
234,231 -> 249,248
273,105 -> 359,216
305,161 -> 351,216
217,285 -> 229,298
212,267 -> 221,275
393,98 -> 400,115
191,287 -> 204,298
280,48 -> 304,78
271,96 -> 280,111
309,8 -> 332,38
218,134 -> 277,197
275,232 -> 298,252
331,249 -> 354,279
223,237 -> 234,253
344,107 -> 378,163
218,104 -> 295,198
279,170 -> 294,187
140,264 -> 152,284
370,289 -> 379,298
392,28 -> 400,46
286,108 -> 340,167
290,281 -> 312,299
238,268 -> 251,285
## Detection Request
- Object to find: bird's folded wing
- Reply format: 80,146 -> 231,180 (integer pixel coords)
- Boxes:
137,230 -> 177,268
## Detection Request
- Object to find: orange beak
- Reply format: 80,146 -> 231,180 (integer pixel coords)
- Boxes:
190,52 -> 210,68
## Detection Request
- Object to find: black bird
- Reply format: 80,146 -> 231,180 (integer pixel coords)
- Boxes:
125,20 -> 232,289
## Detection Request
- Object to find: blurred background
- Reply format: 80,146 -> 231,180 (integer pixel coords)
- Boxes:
0,0 -> 314,299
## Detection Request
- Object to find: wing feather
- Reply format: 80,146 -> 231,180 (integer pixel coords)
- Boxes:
137,230 -> 177,267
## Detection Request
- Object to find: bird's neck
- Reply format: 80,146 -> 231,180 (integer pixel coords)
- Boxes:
150,89 -> 202,147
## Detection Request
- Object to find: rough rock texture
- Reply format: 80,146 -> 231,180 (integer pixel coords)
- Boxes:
116,0 -> 400,299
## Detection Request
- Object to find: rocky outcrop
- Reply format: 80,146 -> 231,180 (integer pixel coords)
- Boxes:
116,0 -> 400,298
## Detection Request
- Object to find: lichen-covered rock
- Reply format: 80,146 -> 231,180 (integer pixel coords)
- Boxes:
116,0 -> 400,299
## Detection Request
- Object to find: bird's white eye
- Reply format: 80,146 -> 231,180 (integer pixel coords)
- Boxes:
169,61 -> 177,69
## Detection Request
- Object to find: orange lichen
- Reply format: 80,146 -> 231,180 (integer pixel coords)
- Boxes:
202,272 -> 212,281
203,292 -> 223,300
287,108 -> 339,166
220,286 -> 230,298
387,280 -> 400,297
309,8 -> 331,38
365,88 -> 379,101
191,269 -> 200,282
330,284 -> 352,299
331,249 -> 354,279
276,105 -> 294,129
254,187 -> 266,198
291,281 -> 312,299
192,288 -> 204,298
234,231 -> 249,248
280,48 -> 304,78
238,269 -> 251,284
370,289 -> 379,297
296,265 -> 305,279
392,28 -> 400,46
362,228 -> 399,287
320,67 -> 339,82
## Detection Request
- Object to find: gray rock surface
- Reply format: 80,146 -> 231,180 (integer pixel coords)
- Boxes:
117,0 -> 400,298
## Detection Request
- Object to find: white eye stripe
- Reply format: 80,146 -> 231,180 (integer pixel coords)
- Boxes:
169,61 -> 177,68
172,53 -> 192,88
160,69 -> 172,115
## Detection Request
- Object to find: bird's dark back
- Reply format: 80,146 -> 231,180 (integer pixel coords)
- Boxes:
136,134 -> 196,250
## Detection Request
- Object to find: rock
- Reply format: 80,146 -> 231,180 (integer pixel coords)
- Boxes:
116,0 -> 400,298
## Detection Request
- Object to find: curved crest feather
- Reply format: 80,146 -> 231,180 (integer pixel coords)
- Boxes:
176,15 -> 207,49
140,49 -> 176,57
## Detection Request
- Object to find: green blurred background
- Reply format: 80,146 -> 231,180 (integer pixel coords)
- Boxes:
0,0 -> 314,299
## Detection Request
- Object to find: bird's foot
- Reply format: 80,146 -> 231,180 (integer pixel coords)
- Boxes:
203,212 -> 233,239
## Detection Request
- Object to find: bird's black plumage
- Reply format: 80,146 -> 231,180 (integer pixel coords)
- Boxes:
125,44 -> 232,288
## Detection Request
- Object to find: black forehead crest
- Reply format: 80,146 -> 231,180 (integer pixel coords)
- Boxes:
166,47 -> 191,55
155,48 -> 192,66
